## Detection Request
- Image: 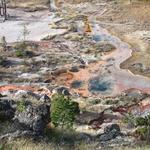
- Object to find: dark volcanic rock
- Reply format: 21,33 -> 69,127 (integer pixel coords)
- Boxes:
39,94 -> 51,103
104,124 -> 121,133
15,90 -> 40,100
98,124 -> 121,142
0,99 -> 15,120
69,66 -> 79,72
32,116 -> 45,133
53,86 -> 70,96
15,103 -> 50,134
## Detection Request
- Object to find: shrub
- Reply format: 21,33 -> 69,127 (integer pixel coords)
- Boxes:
14,42 -> 27,51
136,127 -> 150,140
17,100 -> 26,112
51,94 -> 79,129
15,50 -> 26,57
136,117 -> 148,126
123,112 -> 136,128
89,99 -> 101,105
21,25 -> 30,42
124,113 -> 150,141
15,49 -> 34,58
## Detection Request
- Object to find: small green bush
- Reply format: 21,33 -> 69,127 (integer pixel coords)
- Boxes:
123,113 -> 150,127
124,113 -> 150,141
136,127 -> 150,140
51,94 -> 79,129
15,50 -> 26,57
15,49 -> 34,58
136,117 -> 148,126
14,42 -> 27,51
17,100 -> 26,112
123,112 -> 136,127
89,99 -> 101,105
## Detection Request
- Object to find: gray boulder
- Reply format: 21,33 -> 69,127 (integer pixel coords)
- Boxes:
52,86 -> 70,96
69,66 -> 79,72
0,99 -> 15,120
15,90 -> 40,100
39,94 -> 51,103
15,103 -> 50,134
104,124 -> 121,133
99,124 -> 121,142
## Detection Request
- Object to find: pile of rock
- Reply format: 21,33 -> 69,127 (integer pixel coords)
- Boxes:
0,86 -> 73,139
0,91 -> 51,139
98,124 -> 122,142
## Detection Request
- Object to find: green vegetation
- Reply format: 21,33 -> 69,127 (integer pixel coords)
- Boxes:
123,113 -> 150,127
21,25 -> 30,42
14,42 -> 27,51
136,116 -> 148,126
135,115 -> 150,140
16,100 -> 26,112
123,112 -> 136,128
14,25 -> 31,57
51,94 -> 79,129
89,99 -> 102,105
14,41 -> 35,58
135,127 -> 150,140
123,113 -> 150,140
135,115 -> 150,127
15,48 -> 34,58
15,50 -> 27,57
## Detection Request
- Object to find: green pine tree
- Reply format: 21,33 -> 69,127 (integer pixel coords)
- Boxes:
51,94 -> 79,129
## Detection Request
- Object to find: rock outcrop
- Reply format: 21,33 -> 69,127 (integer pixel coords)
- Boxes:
0,99 -> 15,120
98,124 -> 122,142
14,103 -> 50,134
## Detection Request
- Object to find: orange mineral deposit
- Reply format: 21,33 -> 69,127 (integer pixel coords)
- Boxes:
85,22 -> 92,33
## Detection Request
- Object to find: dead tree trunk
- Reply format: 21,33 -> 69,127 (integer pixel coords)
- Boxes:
0,4 -> 2,16
0,0 -> 2,16
0,0 -> 7,21
3,0 -> 7,21
49,0 -> 58,12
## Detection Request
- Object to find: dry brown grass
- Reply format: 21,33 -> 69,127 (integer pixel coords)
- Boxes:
0,138 -> 97,150
1,138 -> 150,150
